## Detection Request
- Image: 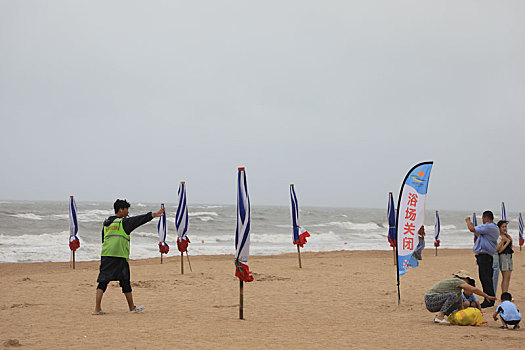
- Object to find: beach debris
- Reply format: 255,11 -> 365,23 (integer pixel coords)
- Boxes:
3,339 -> 21,347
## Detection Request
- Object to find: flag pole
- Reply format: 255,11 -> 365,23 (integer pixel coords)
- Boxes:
161,252 -> 163,264
239,280 -> 244,319
297,245 -> 302,268
72,250 -> 75,269
181,252 -> 184,274
185,251 -> 192,272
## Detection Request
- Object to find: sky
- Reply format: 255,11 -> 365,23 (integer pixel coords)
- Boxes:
1,1 -> 524,211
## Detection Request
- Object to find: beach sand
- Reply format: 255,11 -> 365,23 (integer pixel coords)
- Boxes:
1,249 -> 524,349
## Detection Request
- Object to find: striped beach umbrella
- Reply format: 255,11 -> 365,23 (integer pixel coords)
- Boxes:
68,196 -> 80,269
387,192 -> 396,248
519,213 -> 524,249
68,196 -> 80,252
290,184 -> 310,268
158,203 -> 169,259
502,202 -> 507,221
434,211 -> 440,253
234,167 -> 253,282
472,213 -> 478,243
176,181 -> 190,253
290,184 -> 310,248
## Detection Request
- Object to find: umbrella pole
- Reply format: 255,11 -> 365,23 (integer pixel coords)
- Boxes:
239,280 -> 244,320
161,252 -> 163,264
297,245 -> 302,268
185,251 -> 193,272
392,247 -> 396,265
181,252 -> 184,274
73,251 -> 76,270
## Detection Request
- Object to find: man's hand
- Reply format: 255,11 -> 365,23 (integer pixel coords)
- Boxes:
465,217 -> 471,224
153,207 -> 165,218
493,312 -> 498,321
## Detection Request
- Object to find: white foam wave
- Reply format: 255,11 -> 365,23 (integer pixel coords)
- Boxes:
188,212 -> 219,217
11,213 -> 43,220
327,221 -> 381,230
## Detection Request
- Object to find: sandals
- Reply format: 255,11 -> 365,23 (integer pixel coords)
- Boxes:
129,305 -> 145,313
499,326 -> 509,330
91,310 -> 106,315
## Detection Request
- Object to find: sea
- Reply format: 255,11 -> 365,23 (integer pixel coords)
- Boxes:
0,201 -> 517,263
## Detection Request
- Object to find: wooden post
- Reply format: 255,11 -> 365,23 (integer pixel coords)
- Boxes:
185,252 -> 193,272
181,252 -> 184,274
161,253 -> 163,264
239,280 -> 244,320
297,245 -> 302,268
72,251 -> 76,270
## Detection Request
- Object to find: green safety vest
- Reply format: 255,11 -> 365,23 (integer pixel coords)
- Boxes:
101,218 -> 130,260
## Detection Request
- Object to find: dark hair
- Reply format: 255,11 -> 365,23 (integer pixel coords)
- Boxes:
501,292 -> 512,301
482,211 -> 494,221
497,220 -> 508,228
114,199 -> 130,214
467,279 -> 476,287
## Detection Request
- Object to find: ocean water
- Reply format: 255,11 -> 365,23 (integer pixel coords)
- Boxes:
0,201 -> 518,263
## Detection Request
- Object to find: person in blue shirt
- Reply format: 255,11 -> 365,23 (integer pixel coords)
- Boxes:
465,210 -> 499,308
462,290 -> 481,310
493,292 -> 521,330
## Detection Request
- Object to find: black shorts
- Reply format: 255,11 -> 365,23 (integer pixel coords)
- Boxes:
97,256 -> 131,282
503,319 -> 521,326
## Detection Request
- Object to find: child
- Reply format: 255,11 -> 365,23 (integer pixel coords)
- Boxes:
462,289 -> 481,310
493,292 -> 521,330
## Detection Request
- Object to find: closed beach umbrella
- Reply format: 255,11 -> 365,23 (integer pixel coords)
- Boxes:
434,210 -> 440,255
68,196 -> 80,269
235,167 -> 253,282
387,192 -> 396,248
157,203 -> 169,263
519,213 -> 524,250
176,181 -> 191,273
290,184 -> 311,268
235,167 -> 253,320
472,213 -> 477,243
176,182 -> 190,252
387,192 -> 397,265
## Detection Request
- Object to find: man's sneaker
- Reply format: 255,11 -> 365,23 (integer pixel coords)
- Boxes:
129,305 -> 145,313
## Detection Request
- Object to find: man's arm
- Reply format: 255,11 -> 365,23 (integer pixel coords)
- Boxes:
465,217 -> 478,236
122,208 -> 165,234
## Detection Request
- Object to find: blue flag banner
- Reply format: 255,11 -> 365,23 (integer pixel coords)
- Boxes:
396,162 -> 433,277
387,192 -> 396,248
502,202 -> 507,222
472,213 -> 478,243
68,196 -> 80,252
176,181 -> 190,253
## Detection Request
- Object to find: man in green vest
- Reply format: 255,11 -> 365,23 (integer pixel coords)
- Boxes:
92,199 -> 165,315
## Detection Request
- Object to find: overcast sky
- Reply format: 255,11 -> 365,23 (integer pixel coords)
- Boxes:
1,1 -> 524,211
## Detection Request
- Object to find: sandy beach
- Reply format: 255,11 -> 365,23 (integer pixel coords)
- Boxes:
1,249 -> 524,349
